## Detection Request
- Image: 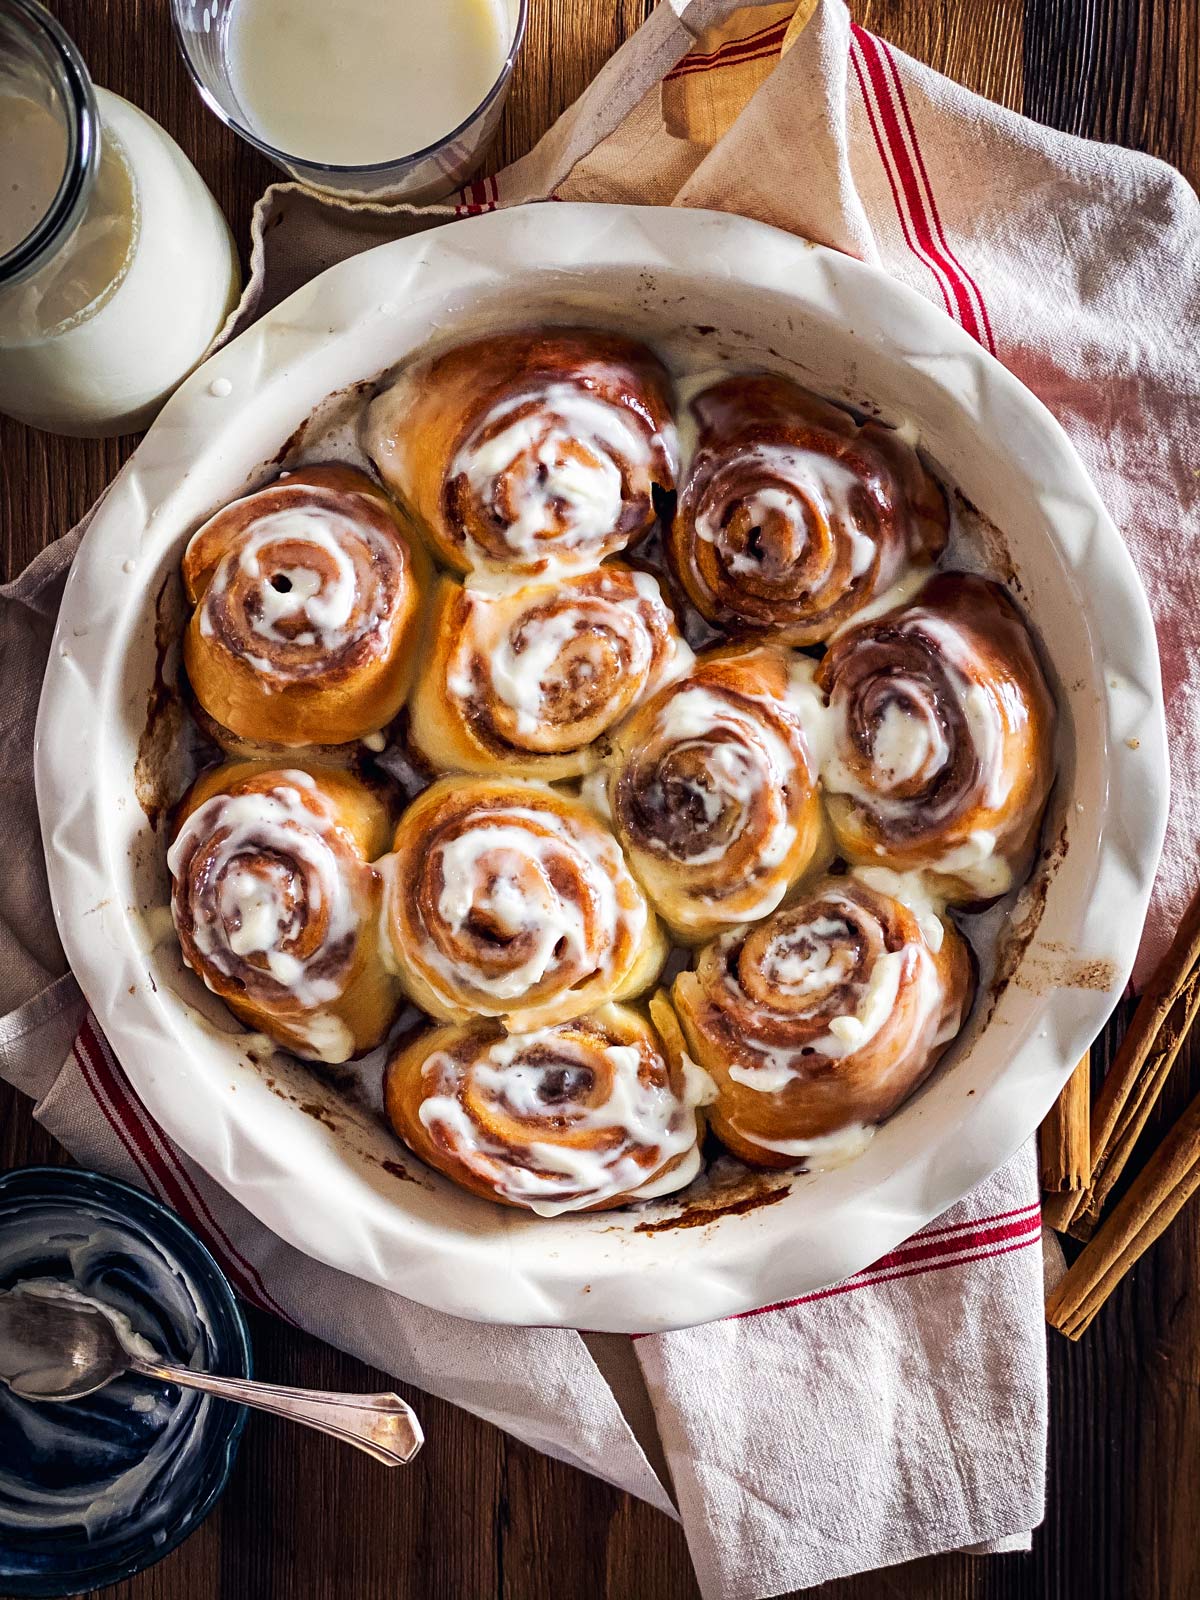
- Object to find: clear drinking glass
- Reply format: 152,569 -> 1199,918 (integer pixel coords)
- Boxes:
170,0 -> 528,204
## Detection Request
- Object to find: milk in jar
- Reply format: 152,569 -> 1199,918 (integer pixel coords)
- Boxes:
0,2 -> 241,438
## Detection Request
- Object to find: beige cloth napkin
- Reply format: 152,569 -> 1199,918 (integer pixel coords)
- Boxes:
9,0 -> 1199,1590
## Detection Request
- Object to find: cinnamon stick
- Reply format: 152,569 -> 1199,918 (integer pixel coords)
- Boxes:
1046,1083 -> 1200,1339
1060,884 -> 1200,1238
1039,1050 -> 1091,1233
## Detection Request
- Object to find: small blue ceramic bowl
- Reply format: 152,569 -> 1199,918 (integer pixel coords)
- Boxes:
0,1167 -> 251,1597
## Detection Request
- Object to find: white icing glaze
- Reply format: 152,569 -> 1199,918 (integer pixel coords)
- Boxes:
5,1278 -> 162,1367
417,1024 -> 705,1214
578,766 -> 614,822
851,865 -> 947,953
819,948 -> 904,1056
450,381 -> 666,571
730,1121 -> 876,1167
822,597 -> 1013,895
190,487 -> 398,669
718,884 -> 949,1088
487,606 -> 609,733
412,800 -> 644,1011
694,442 -> 884,587
827,567 -> 929,637
0,1208 -> 217,1541
167,773 -> 362,1063
648,681 -> 802,887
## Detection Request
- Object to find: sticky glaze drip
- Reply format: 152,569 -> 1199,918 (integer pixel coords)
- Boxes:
416,1021 -> 709,1215
441,565 -> 691,754
191,487 -> 403,684
167,772 -> 362,1062
448,380 -> 676,573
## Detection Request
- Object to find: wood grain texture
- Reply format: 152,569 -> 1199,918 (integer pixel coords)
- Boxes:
3,1 -> 1199,1597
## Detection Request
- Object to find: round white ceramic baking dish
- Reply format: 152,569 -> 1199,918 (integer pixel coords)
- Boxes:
35,205 -> 1168,1332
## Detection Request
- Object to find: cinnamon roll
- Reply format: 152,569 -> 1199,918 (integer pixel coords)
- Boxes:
816,572 -> 1056,901
668,374 -> 948,645
410,564 -> 691,779
384,1003 -> 712,1214
670,874 -> 973,1168
605,645 -> 826,942
168,761 -> 400,1062
365,328 -> 678,578
383,777 -> 667,1029
183,464 -> 429,749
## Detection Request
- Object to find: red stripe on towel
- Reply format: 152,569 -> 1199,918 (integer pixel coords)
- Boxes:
630,1206 -> 1042,1338
665,19 -> 789,80
77,1016 -> 286,1319
851,24 -> 992,348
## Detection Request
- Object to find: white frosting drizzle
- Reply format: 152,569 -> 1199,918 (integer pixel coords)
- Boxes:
730,1122 -> 876,1167
695,443 -> 882,585
450,381 -> 669,571
715,886 -> 949,1092
167,773 -> 362,1063
821,600 -> 1013,895
190,489 -> 397,669
850,865 -> 947,953
445,568 -> 690,745
417,1025 -> 707,1215
646,678 -> 804,890
412,800 -> 645,1012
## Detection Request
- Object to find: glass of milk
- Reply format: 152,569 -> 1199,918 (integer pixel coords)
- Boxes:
0,0 -> 242,438
171,0 -> 527,203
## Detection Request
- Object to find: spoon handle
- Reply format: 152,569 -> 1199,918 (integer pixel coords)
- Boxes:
132,1361 -> 423,1466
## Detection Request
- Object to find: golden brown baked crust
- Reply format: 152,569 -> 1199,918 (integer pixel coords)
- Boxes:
670,875 -> 974,1168
668,374 -> 947,644
384,1002 -> 704,1212
605,644 -> 827,942
382,776 -> 667,1029
409,564 -> 689,779
183,464 -> 428,748
168,759 -> 400,1061
816,572 -> 1056,901
365,328 -> 677,577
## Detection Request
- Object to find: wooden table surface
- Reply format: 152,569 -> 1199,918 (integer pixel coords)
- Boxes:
3,2 -> 1198,1596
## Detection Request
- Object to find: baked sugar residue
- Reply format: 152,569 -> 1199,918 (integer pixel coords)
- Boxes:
634,1183 -> 790,1233
380,1159 -> 421,1185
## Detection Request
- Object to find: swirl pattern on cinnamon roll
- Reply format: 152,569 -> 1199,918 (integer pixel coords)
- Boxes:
605,645 -> 826,942
365,329 -> 678,577
670,874 -> 973,1168
383,777 -> 666,1029
385,1003 -> 712,1214
816,572 -> 1055,901
410,565 -> 692,779
183,464 -> 427,749
668,375 -> 948,645
168,761 -> 399,1062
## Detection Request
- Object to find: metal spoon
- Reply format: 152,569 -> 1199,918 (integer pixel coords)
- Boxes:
0,1288 -> 422,1466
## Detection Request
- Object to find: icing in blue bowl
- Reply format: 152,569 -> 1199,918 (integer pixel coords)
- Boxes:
0,1167 -> 250,1597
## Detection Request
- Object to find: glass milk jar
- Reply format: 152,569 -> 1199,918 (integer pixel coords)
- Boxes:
0,0 -> 241,437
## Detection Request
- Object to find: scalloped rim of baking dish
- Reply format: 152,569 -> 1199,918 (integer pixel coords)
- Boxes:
35,205 -> 1168,1332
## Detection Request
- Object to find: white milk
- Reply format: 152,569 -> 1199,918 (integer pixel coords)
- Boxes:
0,88 -> 241,437
0,94 -> 66,257
226,0 -> 512,166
